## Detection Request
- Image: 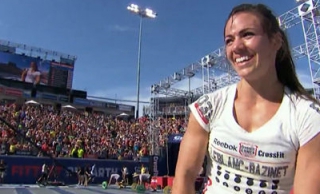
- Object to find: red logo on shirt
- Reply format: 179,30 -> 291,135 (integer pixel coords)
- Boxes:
239,142 -> 258,158
195,103 -> 209,124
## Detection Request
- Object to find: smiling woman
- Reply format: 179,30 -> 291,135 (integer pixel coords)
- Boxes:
172,3 -> 320,194
224,11 -> 281,82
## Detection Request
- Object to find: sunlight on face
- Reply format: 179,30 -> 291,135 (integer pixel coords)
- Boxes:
224,12 -> 278,81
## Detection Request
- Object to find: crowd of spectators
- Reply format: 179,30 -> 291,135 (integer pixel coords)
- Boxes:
0,101 -> 187,161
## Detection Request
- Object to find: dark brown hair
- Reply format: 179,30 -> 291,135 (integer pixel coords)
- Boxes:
225,4 -> 318,104
31,61 -> 39,71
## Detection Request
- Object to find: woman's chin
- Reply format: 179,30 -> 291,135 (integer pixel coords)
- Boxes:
235,68 -> 254,78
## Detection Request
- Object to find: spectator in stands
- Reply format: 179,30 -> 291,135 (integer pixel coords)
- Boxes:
0,101 -> 186,161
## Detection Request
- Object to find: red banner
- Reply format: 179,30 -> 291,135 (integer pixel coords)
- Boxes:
5,88 -> 23,97
85,154 -> 98,159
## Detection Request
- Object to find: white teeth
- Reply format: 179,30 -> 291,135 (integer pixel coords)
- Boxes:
235,56 -> 250,63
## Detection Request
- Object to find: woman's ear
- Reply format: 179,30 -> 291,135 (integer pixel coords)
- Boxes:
272,31 -> 283,52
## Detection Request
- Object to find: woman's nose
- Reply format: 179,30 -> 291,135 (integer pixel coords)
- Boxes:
232,38 -> 246,53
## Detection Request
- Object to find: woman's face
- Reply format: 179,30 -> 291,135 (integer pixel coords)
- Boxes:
30,62 -> 36,70
224,12 -> 280,81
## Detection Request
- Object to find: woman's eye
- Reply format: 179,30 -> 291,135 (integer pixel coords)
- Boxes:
225,39 -> 232,45
243,32 -> 254,37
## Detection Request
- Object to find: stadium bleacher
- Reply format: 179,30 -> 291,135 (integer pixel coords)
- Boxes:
0,100 -> 186,160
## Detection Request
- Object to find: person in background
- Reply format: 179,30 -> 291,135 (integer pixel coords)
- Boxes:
21,61 -> 41,85
36,162 -> 49,185
108,168 -> 124,188
70,145 -> 79,158
139,164 -> 150,186
88,163 -> 96,183
0,160 -> 6,184
77,165 -> 85,186
121,165 -> 129,186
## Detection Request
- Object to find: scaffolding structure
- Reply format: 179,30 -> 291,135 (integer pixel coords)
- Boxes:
148,0 -> 320,155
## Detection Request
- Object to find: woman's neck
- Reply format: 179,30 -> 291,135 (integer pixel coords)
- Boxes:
236,78 -> 284,103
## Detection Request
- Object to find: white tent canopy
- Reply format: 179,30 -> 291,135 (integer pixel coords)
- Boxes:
61,105 -> 76,109
117,112 -> 129,117
25,100 -> 40,105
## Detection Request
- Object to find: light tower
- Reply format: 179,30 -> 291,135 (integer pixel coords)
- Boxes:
127,4 -> 157,119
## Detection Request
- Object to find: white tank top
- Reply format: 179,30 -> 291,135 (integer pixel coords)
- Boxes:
25,68 -> 40,84
189,84 -> 320,194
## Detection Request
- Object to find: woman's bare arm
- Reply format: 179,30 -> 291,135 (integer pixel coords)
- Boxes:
293,133 -> 320,194
172,113 -> 209,194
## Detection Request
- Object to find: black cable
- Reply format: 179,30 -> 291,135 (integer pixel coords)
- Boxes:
0,116 -> 77,182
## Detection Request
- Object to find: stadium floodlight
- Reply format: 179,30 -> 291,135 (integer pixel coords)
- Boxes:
201,54 -> 215,67
151,84 -> 160,93
127,4 -> 157,119
127,4 -> 157,18
161,82 -> 170,89
174,72 -> 182,81
186,71 -> 195,78
296,0 -> 308,3
297,0 -> 315,17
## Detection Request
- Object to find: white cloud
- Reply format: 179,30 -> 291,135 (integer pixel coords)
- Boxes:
107,24 -> 133,32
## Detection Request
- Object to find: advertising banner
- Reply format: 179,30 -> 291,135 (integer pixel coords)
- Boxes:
73,98 -> 90,106
105,102 -> 117,109
58,95 -> 69,102
0,155 -> 149,185
4,88 -> 22,97
41,93 -> 58,101
118,104 -> 133,112
89,100 -> 105,108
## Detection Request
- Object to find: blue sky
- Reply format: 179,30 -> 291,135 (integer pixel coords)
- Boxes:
0,0 -> 313,114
